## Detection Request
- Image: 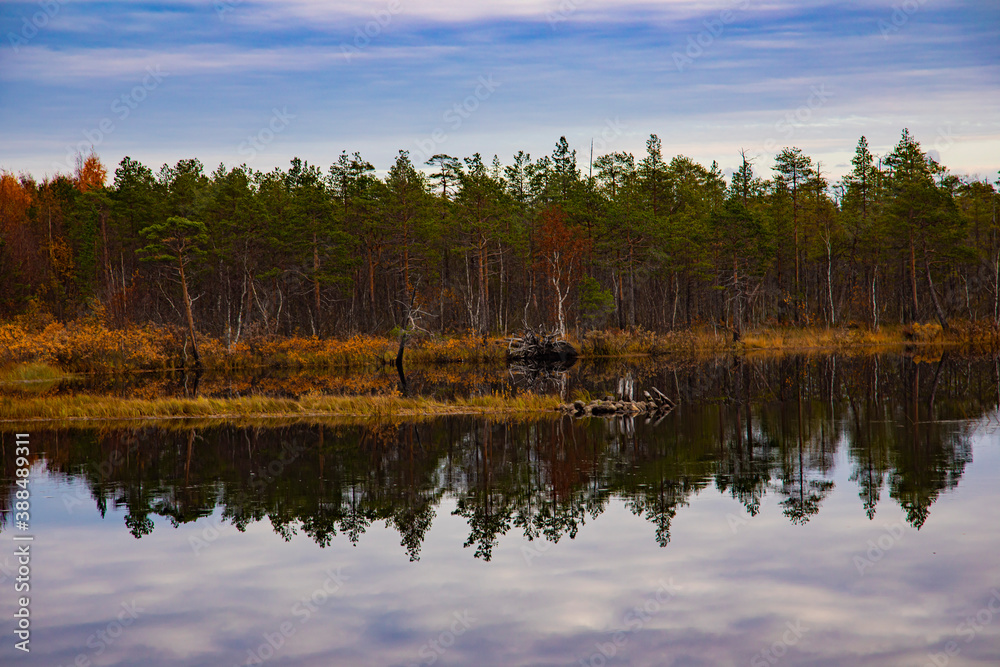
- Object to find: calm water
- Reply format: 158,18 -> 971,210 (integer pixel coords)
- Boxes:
2,354 -> 1000,666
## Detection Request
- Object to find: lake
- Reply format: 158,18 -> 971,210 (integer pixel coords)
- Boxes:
2,353 -> 999,666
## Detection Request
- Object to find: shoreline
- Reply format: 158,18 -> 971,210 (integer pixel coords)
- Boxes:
2,327 -> 996,424
0,393 -> 566,425
2,319 -> 996,375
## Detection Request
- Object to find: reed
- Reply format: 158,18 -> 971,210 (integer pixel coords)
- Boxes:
0,391 -> 564,422
0,362 -> 64,384
582,323 -> 998,356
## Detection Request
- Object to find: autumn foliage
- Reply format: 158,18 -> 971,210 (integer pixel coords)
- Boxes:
75,152 -> 108,192
534,206 -> 589,335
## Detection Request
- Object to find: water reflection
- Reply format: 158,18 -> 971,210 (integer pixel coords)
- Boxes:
3,354 -> 992,559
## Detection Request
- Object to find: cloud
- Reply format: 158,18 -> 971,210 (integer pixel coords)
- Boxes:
0,0 -> 997,180
0,43 -> 461,83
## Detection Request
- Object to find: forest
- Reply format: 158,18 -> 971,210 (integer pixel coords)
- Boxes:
1,129 -> 998,351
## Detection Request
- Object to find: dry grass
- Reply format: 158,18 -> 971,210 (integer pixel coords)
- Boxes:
578,328 -> 731,356
738,326 -> 897,351
0,362 -> 65,384
0,316 -> 508,372
2,315 -> 996,375
0,362 -> 68,394
581,323 -> 998,356
737,322 -> 998,352
0,392 -> 563,422
208,332 -> 507,370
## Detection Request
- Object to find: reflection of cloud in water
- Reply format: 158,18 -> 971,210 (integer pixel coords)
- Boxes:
6,441 -> 1000,666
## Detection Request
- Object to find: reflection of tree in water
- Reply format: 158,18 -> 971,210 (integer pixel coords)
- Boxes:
625,481 -> 681,548
888,357 -> 974,528
845,355 -> 898,521
715,428 -> 775,518
779,479 -> 834,525
124,496 -> 155,539
845,355 -> 976,528
715,359 -> 777,516
6,354 -> 996,556
392,502 -> 437,562
452,420 -> 603,560
776,391 -> 835,525
452,422 -> 511,561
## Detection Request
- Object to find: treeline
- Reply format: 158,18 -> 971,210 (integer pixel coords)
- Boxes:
1,130 -> 997,343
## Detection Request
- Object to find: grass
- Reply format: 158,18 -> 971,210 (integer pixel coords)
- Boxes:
0,362 -> 64,383
579,322 -> 998,357
0,316 -> 508,372
2,314 -> 997,375
0,392 -> 564,423
0,362 -> 67,393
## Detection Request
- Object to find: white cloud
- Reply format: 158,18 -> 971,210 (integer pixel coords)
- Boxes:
0,43 -> 460,83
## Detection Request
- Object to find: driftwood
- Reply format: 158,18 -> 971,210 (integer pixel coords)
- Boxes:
507,327 -> 578,362
559,387 -> 677,420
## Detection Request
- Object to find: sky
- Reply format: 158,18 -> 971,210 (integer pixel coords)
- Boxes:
0,0 -> 998,183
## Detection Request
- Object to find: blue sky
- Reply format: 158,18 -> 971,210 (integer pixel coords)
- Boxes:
1,0 -> 997,182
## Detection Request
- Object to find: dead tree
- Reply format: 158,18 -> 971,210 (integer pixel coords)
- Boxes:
396,282 -> 430,395
507,325 -> 578,363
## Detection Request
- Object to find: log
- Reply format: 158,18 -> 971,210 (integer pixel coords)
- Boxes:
558,387 -> 678,419
651,387 -> 675,407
